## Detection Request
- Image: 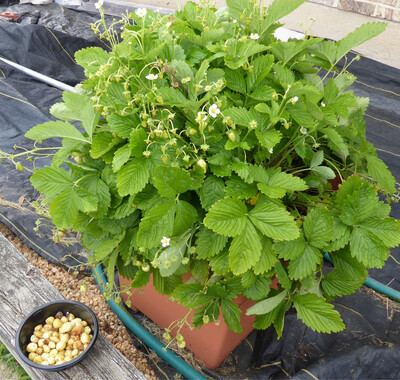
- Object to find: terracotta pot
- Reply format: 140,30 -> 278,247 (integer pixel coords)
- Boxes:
119,274 -> 279,369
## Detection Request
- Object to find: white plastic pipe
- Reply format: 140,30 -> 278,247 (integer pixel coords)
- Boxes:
0,56 -> 77,93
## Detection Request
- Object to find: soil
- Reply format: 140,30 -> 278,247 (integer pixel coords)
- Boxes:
0,222 -> 158,380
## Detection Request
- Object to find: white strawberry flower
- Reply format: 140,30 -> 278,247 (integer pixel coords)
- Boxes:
161,237 -> 170,248
145,73 -> 158,80
196,112 -> 207,123
208,104 -> 220,118
232,19 -> 237,23
268,148 -> 274,154
250,33 -> 259,40
300,126 -> 308,135
321,102 -> 326,107
166,22 -> 172,28
135,8 -> 147,18
290,96 -> 298,104
95,0 -> 103,9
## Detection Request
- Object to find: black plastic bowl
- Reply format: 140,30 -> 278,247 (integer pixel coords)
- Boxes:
15,300 -> 98,371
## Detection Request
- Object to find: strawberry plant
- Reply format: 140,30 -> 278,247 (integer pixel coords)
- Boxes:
2,0 -> 399,336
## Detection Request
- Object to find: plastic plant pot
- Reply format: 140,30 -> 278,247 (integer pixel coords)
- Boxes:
15,300 -> 98,371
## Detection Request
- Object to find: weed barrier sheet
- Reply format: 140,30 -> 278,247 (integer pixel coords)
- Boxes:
0,3 -> 400,378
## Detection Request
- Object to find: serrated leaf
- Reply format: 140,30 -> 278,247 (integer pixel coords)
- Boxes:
253,304 -> 283,330
321,270 -> 364,298
154,166 -> 192,198
254,236 -> 278,275
275,236 -> 306,260
275,261 -> 292,290
321,127 -> 348,154
94,239 -> 119,261
265,168 -> 308,193
246,290 -> 287,315
172,284 -> 210,308
366,155 -> 396,195
273,64 -> 294,85
190,259 -> 209,283
130,269 -> 151,289
173,200 -> 197,236
261,0 -> 306,34
249,86 -> 275,101
79,175 -> 111,218
327,217 -> 351,251
25,121 -> 89,143
57,92 -> 100,139
225,68 -> 246,93
31,167 -> 72,196
249,201 -> 299,241
117,159 -> 150,196
153,270 -> 183,295
221,299 -> 243,333
293,293 -> 345,333
241,271 -> 257,289
310,151 -> 324,168
243,277 -> 272,301
225,42 -> 268,69
225,176 -> 258,199
90,132 -> 121,159
224,107 -> 253,128
112,144 -> 131,172
204,198 -> 248,237
289,105 -> 315,127
130,128 -> 147,158
304,208 -> 333,248
110,196 -> 137,219
350,227 -> 389,268
75,46 -> 109,72
335,22 -> 387,63
157,87 -> 188,106
231,161 -> 253,183
340,183 -> 378,225
170,59 -> 194,82
196,228 -> 229,260
257,183 -> 286,199
288,245 -> 322,280
361,218 -> 400,248
247,55 -> 274,91
107,113 -> 140,139
50,187 -> 96,228
199,175 -> 225,211
195,59 -> 209,83
248,165 -> 269,183
255,130 -> 282,149
229,222 -> 262,275
209,248 -> 230,275
330,249 -> 368,279
335,176 -> 364,207
311,166 -> 336,180
137,201 -> 175,248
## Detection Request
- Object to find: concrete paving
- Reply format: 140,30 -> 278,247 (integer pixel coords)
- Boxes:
115,0 -> 400,69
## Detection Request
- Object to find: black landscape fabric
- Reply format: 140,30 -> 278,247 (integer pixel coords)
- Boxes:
0,4 -> 400,379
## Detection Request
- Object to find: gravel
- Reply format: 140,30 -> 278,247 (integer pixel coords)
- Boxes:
0,222 -> 157,380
